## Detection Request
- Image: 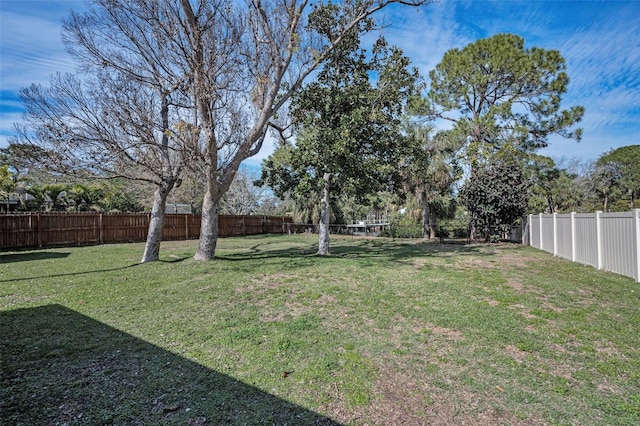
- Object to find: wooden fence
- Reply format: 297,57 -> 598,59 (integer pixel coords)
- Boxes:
0,213 -> 294,250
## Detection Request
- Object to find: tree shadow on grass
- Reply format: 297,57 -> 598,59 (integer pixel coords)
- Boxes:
0,304 -> 341,425
0,251 -> 71,264
0,263 -> 141,284
218,237 -> 496,267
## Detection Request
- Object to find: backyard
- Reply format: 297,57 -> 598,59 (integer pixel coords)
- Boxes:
1,234 -> 639,425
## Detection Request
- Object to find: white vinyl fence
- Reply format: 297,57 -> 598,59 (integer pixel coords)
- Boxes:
528,210 -> 640,282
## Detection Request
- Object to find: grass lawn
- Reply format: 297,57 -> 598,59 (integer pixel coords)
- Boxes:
1,234 -> 639,425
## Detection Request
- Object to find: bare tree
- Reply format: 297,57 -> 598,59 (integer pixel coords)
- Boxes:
14,0 -> 203,262
14,0 -> 430,262
180,0 -> 430,260
220,167 -> 272,215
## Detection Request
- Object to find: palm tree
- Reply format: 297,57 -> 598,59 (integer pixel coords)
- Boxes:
42,184 -> 69,212
403,126 -> 460,238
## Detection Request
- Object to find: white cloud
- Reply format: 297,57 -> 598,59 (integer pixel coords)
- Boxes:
0,11 -> 76,88
1,3 -> 83,149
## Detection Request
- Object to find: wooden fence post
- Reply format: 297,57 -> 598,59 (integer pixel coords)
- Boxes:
99,213 -> 103,244
37,212 -> 42,248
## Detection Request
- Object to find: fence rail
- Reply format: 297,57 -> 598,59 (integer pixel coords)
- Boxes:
0,213 -> 293,250
528,210 -> 640,282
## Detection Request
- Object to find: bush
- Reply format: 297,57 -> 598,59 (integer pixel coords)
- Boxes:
381,222 -> 422,238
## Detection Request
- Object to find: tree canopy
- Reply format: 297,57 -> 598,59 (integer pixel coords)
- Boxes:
596,144 -> 640,209
428,33 -> 584,168
258,37 -> 418,254
459,154 -> 530,241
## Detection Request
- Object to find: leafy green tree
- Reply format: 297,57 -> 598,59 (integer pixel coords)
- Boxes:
460,157 -> 530,241
526,155 -> 585,213
0,165 -> 21,212
596,145 -> 640,210
428,33 -> 584,169
259,37 -> 418,254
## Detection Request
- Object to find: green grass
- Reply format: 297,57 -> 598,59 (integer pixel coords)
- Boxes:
1,234 -> 639,425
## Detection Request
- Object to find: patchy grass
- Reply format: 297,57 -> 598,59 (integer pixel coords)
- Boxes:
1,234 -> 639,425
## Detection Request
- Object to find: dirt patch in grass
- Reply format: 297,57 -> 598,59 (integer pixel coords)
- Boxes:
323,362 -> 548,425
428,325 -> 464,341
492,248 -> 532,268
505,344 -> 529,364
509,304 -> 538,320
595,340 -> 621,356
246,273 -> 298,292
312,294 -> 338,305
476,295 -> 501,306
456,257 -> 498,271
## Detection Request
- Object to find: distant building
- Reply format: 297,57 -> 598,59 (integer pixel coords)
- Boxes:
0,197 -> 20,213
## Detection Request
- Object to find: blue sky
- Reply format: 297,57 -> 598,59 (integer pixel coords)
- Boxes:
1,0 -> 639,168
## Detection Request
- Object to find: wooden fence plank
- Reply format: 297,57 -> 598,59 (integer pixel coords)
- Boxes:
0,213 -> 294,250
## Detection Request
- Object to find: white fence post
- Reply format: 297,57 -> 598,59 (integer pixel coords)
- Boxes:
552,213 -> 558,256
539,213 -> 544,250
570,212 -> 576,262
596,211 -> 603,270
634,209 -> 640,282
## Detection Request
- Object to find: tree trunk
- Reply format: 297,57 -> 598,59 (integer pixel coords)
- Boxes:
469,212 -> 477,241
141,182 -> 173,263
318,173 -> 331,256
194,173 -> 220,261
140,93 -> 176,263
421,192 -> 430,239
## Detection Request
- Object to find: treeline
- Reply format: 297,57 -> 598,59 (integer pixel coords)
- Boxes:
528,146 -> 639,214
0,152 -> 280,216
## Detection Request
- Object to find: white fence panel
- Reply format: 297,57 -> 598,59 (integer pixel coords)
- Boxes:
530,214 -> 541,249
555,214 -> 573,260
528,210 -> 640,282
601,212 -> 637,279
574,213 -> 598,267
540,215 -> 555,253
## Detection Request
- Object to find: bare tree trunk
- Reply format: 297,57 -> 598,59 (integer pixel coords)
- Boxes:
141,94 -> 178,263
429,223 -> 437,239
470,213 -> 477,241
194,126 -> 220,261
421,192 -> 430,239
194,181 -> 219,260
141,182 -> 173,263
318,173 -> 331,256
